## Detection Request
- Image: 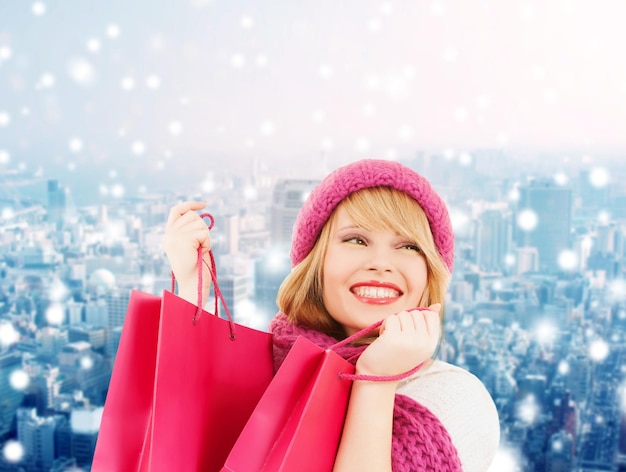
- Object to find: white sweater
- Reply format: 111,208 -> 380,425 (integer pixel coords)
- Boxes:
396,360 -> 500,472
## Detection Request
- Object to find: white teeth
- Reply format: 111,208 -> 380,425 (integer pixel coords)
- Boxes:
353,286 -> 399,298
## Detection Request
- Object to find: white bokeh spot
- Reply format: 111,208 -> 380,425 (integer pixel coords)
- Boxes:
3,440 -> 24,463
260,121 -> 275,136
589,339 -> 609,362
39,73 -> 55,89
80,356 -> 94,370
554,172 -> 568,186
111,184 -> 125,198
87,38 -> 101,53
107,24 -> 121,38
46,304 -> 65,325
241,16 -> 254,29
459,152 -> 472,166
121,77 -> 135,91
319,64 -> 333,80
146,75 -> 161,90
69,138 -> 83,153
0,112 -> 11,127
0,46 -> 12,61
517,209 -> 538,232
10,370 -> 30,391
558,250 -> 578,271
68,58 -> 96,86
517,394 -> 540,425
0,149 -> 10,164
231,54 -> 246,68
0,321 -> 20,347
589,167 -> 609,188
169,121 -> 183,136
131,141 -> 146,155
32,1 -> 46,15
608,279 -> 626,302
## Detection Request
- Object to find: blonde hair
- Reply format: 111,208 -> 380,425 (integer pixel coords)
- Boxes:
277,186 -> 451,340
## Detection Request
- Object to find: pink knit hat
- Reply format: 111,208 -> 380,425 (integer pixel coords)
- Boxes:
291,159 -> 454,272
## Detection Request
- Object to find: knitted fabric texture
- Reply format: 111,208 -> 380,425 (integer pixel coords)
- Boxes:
270,313 -> 463,472
290,159 -> 455,272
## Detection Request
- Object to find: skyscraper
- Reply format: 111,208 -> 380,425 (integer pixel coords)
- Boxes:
254,248 -> 291,324
515,179 -> 572,273
17,408 -> 60,470
0,351 -> 25,437
270,179 -> 320,248
474,208 -> 512,272
47,179 -> 67,229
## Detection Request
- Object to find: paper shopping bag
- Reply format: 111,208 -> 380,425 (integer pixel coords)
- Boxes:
141,289 -> 274,471
92,290 -> 162,472
94,237 -> 274,472
221,336 -> 355,472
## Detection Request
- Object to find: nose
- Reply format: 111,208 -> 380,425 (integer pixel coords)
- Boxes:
365,246 -> 393,273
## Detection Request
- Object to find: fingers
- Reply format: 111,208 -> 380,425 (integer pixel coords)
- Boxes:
382,305 -> 441,335
166,201 -> 206,226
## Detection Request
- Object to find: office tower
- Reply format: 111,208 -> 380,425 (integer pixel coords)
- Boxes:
0,351 -> 25,437
68,325 -> 106,352
515,247 -> 539,275
33,367 -> 61,411
517,374 -> 548,404
70,407 -> 102,466
564,351 -> 591,405
59,342 -> 109,403
47,179 -> 67,228
67,299 -> 84,325
578,168 -> 610,210
105,289 -> 131,329
219,273 -> 248,322
514,179 -> 572,273
17,408 -> 59,470
84,298 -> 108,326
619,410 -> 626,467
39,327 -> 69,357
545,430 -> 574,472
254,248 -> 291,323
270,179 -> 320,247
449,280 -> 474,304
214,214 -> 240,255
107,326 -> 123,358
474,208 -> 512,272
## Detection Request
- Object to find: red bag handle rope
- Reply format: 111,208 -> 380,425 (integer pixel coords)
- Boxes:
332,308 -> 430,382
170,213 -> 237,339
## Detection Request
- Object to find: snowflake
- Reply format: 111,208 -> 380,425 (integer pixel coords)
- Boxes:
2,440 -> 24,463
516,209 -> 538,232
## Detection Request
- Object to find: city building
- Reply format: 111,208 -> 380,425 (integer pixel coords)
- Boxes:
515,178 -> 573,273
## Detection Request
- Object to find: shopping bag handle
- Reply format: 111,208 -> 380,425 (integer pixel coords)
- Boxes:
331,307 -> 429,383
170,213 -> 237,339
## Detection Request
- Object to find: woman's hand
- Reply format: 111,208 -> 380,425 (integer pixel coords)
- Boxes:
355,303 -> 442,379
162,201 -> 212,305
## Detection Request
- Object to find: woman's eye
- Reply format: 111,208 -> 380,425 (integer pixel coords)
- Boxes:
403,244 -> 422,252
344,236 -> 366,245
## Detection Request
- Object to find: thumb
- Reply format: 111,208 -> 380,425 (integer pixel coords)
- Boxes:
427,302 -> 442,313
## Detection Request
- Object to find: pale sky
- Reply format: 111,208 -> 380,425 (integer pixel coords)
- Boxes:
1,0 -> 625,181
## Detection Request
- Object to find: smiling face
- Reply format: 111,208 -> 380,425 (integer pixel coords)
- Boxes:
276,186 -> 450,338
322,206 -> 428,334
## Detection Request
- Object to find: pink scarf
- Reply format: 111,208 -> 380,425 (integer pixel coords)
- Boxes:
270,312 -> 463,472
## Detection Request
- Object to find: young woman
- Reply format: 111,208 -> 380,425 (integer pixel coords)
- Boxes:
163,159 -> 500,471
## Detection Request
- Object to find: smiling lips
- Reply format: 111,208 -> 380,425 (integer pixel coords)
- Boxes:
350,281 -> 402,305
